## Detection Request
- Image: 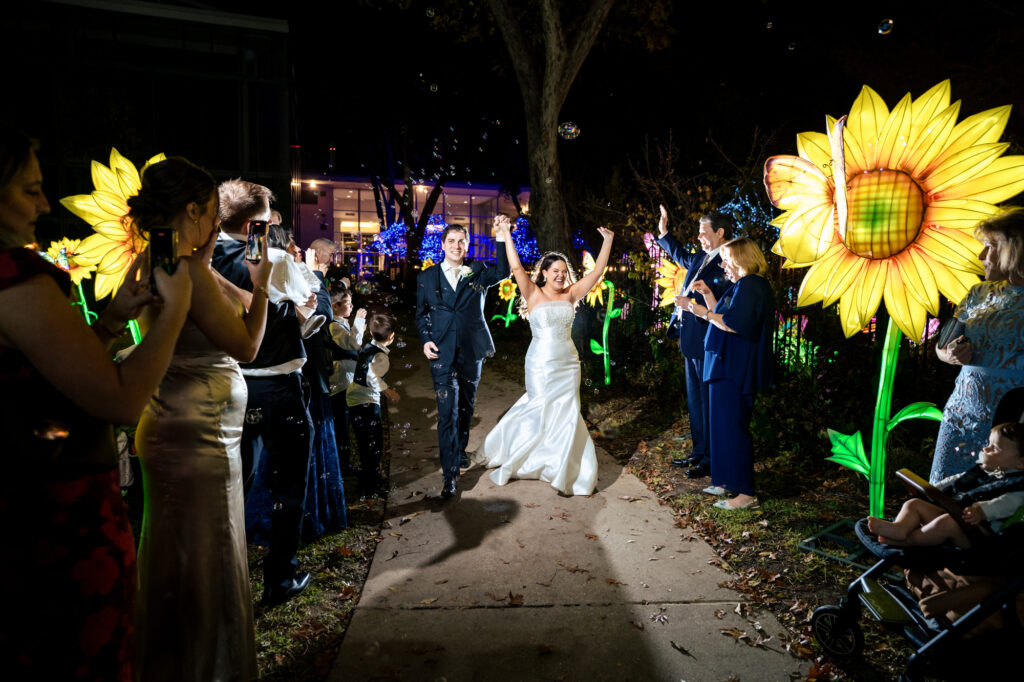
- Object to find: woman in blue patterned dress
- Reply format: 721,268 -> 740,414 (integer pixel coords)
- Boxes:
931,208 -> 1024,483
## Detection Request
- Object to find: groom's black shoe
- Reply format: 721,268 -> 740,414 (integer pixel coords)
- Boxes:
672,455 -> 701,468
442,477 -> 457,498
684,463 -> 710,479
459,452 -> 471,469
262,571 -> 311,607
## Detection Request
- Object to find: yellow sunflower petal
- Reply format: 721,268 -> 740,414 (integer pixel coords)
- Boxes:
903,101 -> 961,177
846,85 -> 891,169
140,153 -> 167,175
93,271 -> 120,299
108,148 -> 139,182
938,155 -> 1024,204
923,199 -> 999,230
763,155 -> 831,210
926,227 -> 985,272
60,194 -> 115,226
796,243 -> 851,306
923,142 -> 1008,194
776,202 -> 836,263
931,264 -> 980,306
926,105 -> 1012,172
909,80 -> 952,134
820,251 -> 866,307
883,264 -> 927,341
796,131 -> 833,176
877,93 -> 913,170
895,248 -> 940,315
854,259 -> 887,323
90,161 -> 121,197
91,190 -> 129,220
77,233 -> 117,257
914,228 -> 983,272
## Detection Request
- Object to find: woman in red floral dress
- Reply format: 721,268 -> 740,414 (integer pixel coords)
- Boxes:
0,125 -> 191,680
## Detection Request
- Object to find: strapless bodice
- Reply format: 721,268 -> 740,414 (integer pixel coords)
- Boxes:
528,301 -> 574,342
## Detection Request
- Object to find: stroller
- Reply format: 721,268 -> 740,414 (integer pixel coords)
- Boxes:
810,389 -> 1024,681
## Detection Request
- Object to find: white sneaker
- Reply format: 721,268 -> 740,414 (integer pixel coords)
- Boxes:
702,485 -> 727,496
300,314 -> 326,338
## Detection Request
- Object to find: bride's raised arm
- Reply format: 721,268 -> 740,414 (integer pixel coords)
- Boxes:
497,214 -> 536,301
569,227 -> 614,303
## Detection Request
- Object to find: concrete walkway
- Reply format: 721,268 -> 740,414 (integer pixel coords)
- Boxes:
330,336 -> 808,682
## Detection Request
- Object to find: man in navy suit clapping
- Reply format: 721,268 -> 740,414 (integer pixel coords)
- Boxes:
657,205 -> 732,479
415,219 -> 510,498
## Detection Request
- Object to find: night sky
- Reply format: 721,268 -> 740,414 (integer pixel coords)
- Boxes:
279,0 -> 1024,193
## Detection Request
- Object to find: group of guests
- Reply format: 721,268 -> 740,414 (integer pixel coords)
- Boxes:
657,205 -> 775,511
0,125 -> 392,681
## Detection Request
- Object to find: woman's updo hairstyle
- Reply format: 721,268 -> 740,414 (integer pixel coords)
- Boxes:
127,157 -> 216,238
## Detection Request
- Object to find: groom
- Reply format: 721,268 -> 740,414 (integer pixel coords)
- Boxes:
416,218 -> 510,498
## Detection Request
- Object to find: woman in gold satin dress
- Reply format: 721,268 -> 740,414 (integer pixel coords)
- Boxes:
130,158 -> 271,682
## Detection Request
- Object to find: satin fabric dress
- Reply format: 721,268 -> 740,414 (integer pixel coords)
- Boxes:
478,300 -> 597,495
134,318 -> 256,682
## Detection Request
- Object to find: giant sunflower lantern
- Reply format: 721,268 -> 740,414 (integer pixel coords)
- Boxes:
765,80 -> 1024,516
60,148 -> 165,299
43,238 -> 99,324
655,260 -> 686,307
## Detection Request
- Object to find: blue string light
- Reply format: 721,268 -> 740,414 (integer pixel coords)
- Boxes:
369,214 -> 541,265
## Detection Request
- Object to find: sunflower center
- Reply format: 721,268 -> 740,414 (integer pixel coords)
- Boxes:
843,170 -> 924,259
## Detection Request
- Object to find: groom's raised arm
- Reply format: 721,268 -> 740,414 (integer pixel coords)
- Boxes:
477,241 -> 511,288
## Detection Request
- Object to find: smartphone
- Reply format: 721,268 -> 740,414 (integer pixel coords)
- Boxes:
245,220 -> 267,263
148,226 -> 178,287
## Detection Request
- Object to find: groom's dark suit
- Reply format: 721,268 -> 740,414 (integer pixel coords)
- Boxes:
415,249 -> 510,482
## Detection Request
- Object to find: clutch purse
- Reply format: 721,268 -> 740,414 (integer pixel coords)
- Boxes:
936,318 -> 966,349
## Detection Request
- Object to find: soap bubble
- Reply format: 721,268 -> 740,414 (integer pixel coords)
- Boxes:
430,83 -> 438,92
426,8 -> 435,18
878,18 -> 893,35
787,42 -> 796,51
766,21 -> 773,29
557,121 -> 581,140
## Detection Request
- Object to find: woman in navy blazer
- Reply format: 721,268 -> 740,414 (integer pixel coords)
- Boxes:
688,238 -> 775,510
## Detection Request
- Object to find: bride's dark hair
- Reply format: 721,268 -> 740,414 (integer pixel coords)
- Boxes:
518,251 -> 579,319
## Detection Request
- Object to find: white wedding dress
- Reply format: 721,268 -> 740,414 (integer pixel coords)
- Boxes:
477,300 -> 597,495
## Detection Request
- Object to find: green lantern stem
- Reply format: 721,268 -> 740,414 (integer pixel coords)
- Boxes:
826,316 -> 943,518
490,297 -> 519,328
72,282 -> 98,325
588,281 -> 623,386
128,319 -> 143,345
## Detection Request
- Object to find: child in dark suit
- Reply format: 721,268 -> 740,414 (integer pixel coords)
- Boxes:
346,313 -> 399,495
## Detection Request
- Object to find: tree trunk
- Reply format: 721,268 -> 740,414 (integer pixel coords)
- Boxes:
487,0 -> 616,261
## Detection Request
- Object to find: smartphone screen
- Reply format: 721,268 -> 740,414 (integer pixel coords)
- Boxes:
245,220 -> 267,263
148,227 -> 178,287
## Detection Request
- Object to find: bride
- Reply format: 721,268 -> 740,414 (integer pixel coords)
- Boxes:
476,216 -> 614,495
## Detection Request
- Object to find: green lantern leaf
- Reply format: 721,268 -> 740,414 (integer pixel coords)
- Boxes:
887,401 -> 943,432
590,339 -> 605,355
826,429 -> 869,477
491,314 -> 504,321
609,307 -> 623,318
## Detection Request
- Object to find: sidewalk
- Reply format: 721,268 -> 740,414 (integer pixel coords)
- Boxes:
329,336 -> 808,681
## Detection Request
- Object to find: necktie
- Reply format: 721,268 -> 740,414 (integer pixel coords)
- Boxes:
682,253 -> 711,296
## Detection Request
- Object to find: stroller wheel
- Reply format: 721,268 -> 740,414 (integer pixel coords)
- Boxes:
810,605 -> 864,659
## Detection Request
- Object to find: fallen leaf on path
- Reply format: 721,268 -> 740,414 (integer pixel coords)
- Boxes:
507,592 -> 524,606
338,585 -> 357,601
387,586 -> 402,592
434,579 -> 448,585
618,495 -> 646,502
549,512 -> 571,521
631,619 -> 645,630
400,512 -> 424,525
714,609 -> 726,619
338,545 -> 357,556
585,533 -> 599,541
485,592 -> 507,602
669,641 -> 695,658
721,628 -> 749,643
652,544 -> 665,551
605,578 -> 627,587
420,597 -> 438,605
389,532 -> 402,537
525,502 -> 540,508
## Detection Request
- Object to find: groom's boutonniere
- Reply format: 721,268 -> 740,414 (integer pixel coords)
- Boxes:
459,265 -> 474,279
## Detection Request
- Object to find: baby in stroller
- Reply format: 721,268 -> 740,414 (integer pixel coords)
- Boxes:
867,422 -> 1024,549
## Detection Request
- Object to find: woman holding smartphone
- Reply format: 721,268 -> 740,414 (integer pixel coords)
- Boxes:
129,157 -> 270,681
0,126 -> 192,680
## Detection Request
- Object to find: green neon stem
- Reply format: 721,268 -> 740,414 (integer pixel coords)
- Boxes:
490,297 -> 518,327
868,316 -> 902,518
600,281 -> 615,385
72,283 -> 98,325
128,319 -> 142,345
